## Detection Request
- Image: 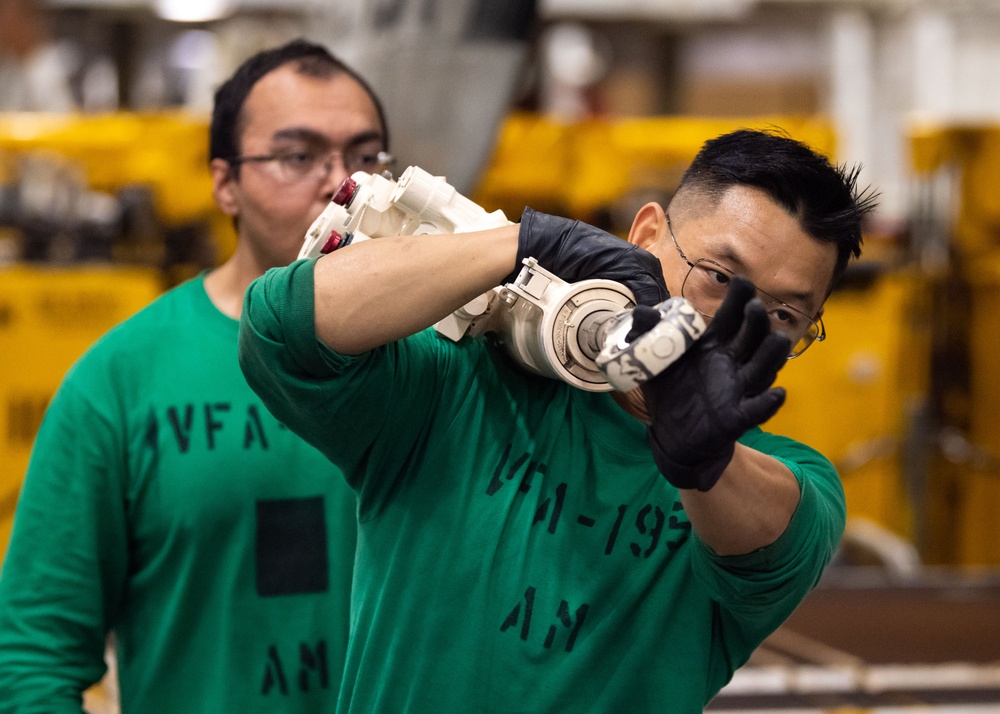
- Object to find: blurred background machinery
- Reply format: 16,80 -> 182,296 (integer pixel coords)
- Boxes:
2,1 -> 1000,712
0,112 -> 226,554
907,121 -> 1000,568
0,112 -> 224,269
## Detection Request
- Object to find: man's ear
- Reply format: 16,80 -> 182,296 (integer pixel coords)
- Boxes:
627,202 -> 667,250
210,158 -> 239,217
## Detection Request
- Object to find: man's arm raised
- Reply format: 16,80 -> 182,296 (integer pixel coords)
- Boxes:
314,225 -> 519,355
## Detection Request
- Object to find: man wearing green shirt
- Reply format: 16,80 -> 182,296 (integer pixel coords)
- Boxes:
239,129 -> 877,712
0,39 -> 390,712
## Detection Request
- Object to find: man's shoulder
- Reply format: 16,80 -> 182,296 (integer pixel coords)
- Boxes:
69,277 -> 210,374
740,426 -> 825,461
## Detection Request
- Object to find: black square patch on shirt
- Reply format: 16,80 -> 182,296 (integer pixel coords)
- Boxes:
256,496 -> 329,596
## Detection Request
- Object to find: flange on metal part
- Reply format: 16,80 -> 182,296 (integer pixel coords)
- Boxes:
492,258 -> 636,392
595,297 -> 707,392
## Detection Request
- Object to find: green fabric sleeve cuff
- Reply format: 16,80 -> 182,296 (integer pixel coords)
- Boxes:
279,257 -> 355,377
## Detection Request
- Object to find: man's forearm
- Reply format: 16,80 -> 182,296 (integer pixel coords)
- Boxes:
314,225 -> 520,354
679,443 -> 801,556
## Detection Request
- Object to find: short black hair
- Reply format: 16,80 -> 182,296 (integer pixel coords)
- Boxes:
673,128 -> 878,289
209,38 -> 389,167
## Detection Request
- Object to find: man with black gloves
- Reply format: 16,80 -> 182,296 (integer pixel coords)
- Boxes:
238,129 -> 877,713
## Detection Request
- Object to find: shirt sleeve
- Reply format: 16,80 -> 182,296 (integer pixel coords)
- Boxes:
238,258 -> 481,513
690,430 -> 846,683
0,372 -> 129,712
693,431 -> 845,604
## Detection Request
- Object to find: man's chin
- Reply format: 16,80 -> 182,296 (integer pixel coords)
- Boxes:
611,389 -> 651,425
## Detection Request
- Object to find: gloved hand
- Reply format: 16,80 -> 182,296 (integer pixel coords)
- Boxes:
508,207 -> 668,307
635,276 -> 790,491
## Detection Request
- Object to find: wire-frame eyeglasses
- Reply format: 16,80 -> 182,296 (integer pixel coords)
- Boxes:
228,148 -> 395,184
666,212 -> 826,358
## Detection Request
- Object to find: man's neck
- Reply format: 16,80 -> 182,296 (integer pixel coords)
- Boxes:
203,245 -> 273,320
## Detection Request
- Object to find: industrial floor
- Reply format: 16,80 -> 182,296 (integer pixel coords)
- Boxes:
708,566 -> 1000,713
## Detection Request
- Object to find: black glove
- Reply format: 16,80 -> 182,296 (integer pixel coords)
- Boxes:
508,207 -> 668,307
636,276 -> 790,491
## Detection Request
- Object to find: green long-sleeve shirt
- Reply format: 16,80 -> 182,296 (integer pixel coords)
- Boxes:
0,275 -> 357,713
239,258 -> 846,714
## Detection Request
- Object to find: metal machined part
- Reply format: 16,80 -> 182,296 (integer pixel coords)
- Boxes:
294,165 -> 706,393
595,297 -> 706,392
493,259 -> 635,392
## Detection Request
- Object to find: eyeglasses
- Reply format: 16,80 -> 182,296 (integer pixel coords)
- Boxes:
228,148 -> 395,184
666,212 -> 825,358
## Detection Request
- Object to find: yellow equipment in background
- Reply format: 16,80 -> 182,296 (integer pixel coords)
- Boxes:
0,111 -> 234,278
963,255 -> 1000,565
474,112 -> 837,225
909,120 -> 1000,566
0,112 -> 214,225
0,265 -> 162,555
0,111 -> 231,559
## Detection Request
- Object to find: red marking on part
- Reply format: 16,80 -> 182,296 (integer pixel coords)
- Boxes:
320,230 -> 343,254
